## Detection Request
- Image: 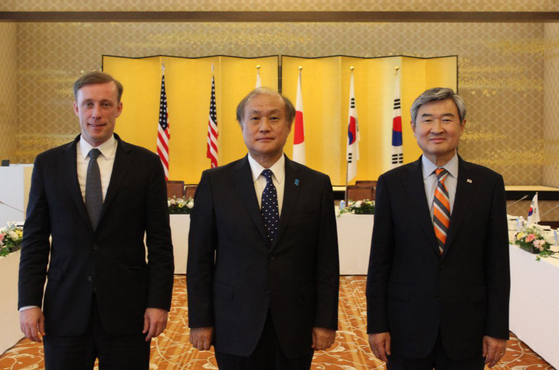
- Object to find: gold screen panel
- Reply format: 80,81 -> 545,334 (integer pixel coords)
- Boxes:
282,55 -> 457,184
103,55 -> 278,184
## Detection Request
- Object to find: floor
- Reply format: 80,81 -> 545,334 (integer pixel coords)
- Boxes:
0,276 -> 553,369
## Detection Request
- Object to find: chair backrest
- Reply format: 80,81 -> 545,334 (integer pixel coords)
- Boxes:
346,185 -> 374,201
185,185 -> 197,200
355,180 -> 377,188
166,181 -> 185,198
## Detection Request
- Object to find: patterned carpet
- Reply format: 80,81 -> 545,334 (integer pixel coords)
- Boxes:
0,276 -> 553,369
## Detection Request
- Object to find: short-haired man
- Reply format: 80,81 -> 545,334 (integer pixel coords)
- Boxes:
367,87 -> 510,369
187,87 -> 340,369
19,71 -> 174,369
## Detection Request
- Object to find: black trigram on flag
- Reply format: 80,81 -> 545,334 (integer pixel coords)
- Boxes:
392,153 -> 404,165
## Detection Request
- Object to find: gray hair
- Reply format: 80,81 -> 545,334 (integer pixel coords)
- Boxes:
410,87 -> 466,125
73,71 -> 123,103
236,87 -> 296,126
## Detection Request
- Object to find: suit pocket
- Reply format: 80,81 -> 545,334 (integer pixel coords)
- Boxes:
468,287 -> 487,303
387,282 -> 410,301
47,268 -> 63,281
213,280 -> 234,302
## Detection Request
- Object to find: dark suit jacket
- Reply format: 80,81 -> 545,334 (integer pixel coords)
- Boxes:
366,156 -> 510,360
18,134 -> 174,337
187,155 -> 339,358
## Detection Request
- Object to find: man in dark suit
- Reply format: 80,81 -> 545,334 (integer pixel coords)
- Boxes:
367,87 -> 510,369
187,87 -> 339,369
18,71 -> 174,369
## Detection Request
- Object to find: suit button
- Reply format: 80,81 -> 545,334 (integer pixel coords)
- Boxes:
269,255 -> 275,261
87,276 -> 92,282
93,244 -> 98,250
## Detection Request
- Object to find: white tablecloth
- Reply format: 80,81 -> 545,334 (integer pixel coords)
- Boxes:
509,244 -> 559,368
170,215 -> 190,274
0,250 -> 24,354
170,213 -> 373,275
336,213 -> 373,275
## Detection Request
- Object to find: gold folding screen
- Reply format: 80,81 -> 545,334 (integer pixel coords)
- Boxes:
103,55 -> 279,184
282,55 -> 457,185
103,55 -> 456,185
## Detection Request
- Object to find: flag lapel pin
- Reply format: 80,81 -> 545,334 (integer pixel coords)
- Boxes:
467,179 -> 473,183
294,179 -> 300,186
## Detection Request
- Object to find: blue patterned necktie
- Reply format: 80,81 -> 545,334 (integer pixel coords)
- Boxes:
261,169 -> 280,244
86,148 -> 103,230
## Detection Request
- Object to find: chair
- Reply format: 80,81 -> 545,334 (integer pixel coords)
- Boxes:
353,180 -> 377,200
355,180 -> 377,188
346,185 -> 374,202
166,181 -> 185,198
185,185 -> 197,200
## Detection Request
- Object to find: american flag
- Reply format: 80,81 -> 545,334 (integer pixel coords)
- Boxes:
391,70 -> 404,168
207,71 -> 218,168
157,66 -> 170,180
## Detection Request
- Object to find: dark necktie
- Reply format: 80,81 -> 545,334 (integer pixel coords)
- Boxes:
433,168 -> 451,255
261,169 -> 279,244
86,149 -> 103,230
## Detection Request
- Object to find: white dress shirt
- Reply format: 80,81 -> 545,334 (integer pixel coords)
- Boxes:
247,154 -> 286,216
422,152 -> 459,221
77,135 -> 117,202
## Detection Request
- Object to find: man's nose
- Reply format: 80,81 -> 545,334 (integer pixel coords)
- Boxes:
431,120 -> 443,133
259,118 -> 271,131
91,104 -> 101,118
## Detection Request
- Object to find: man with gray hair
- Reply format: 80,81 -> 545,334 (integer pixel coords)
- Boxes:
367,87 -> 510,369
187,87 -> 340,369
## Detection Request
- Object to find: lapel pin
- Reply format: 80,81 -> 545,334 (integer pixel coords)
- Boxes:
294,179 -> 299,186
467,179 -> 473,183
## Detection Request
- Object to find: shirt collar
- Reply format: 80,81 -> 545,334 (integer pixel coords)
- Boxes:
421,151 -> 459,180
247,153 -> 285,185
79,135 -> 117,160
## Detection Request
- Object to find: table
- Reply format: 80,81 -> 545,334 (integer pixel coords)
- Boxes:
509,244 -> 559,368
336,213 -> 373,275
170,215 -> 190,274
170,213 -> 373,275
0,250 -> 24,354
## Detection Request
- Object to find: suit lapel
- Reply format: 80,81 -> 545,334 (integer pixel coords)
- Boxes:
98,135 -> 133,226
271,156 -> 303,250
60,136 -> 91,228
230,156 -> 268,243
403,158 -> 440,256
442,157 -> 476,258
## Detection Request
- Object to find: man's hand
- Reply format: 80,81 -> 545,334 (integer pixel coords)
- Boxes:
20,307 -> 46,343
369,332 -> 391,363
190,327 -> 214,350
483,335 -> 507,368
312,327 -> 336,350
143,308 -> 168,342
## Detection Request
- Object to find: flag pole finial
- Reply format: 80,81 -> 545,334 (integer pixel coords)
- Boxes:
298,66 -> 303,70
395,66 -> 400,71
256,65 -> 261,70
350,66 -> 354,71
